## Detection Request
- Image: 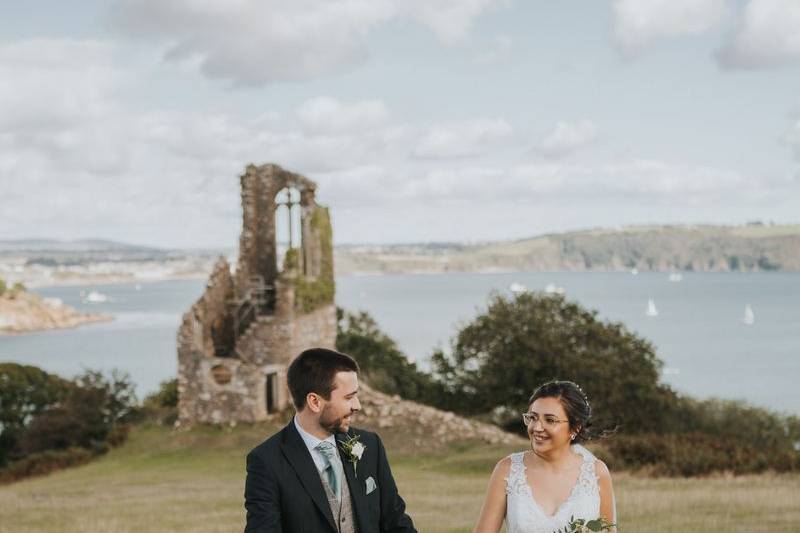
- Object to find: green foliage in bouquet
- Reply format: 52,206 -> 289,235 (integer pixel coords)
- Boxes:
553,516 -> 616,533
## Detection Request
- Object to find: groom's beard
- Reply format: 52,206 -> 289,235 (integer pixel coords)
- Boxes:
320,406 -> 353,434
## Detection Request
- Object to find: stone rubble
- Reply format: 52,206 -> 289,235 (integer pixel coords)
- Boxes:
354,383 -> 521,447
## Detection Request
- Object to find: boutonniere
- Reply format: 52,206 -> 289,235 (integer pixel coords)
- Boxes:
337,432 -> 366,476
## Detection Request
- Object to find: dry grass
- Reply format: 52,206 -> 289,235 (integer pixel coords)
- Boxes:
1,423 -> 798,532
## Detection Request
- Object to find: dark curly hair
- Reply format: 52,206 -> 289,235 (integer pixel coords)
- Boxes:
528,380 -> 595,444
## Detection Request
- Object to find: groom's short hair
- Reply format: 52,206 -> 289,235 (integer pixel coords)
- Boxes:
287,348 -> 360,410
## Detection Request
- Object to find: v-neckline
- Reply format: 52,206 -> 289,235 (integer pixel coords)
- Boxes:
521,448 -> 585,519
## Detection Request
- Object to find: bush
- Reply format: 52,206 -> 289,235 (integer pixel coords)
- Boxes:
336,308 -> 454,407
604,433 -> 799,476
20,370 -> 137,454
0,363 -> 71,467
657,397 -> 800,455
150,379 -> 178,408
0,365 -> 137,480
423,292 -> 800,475
0,277 -> 6,296
141,379 -> 179,425
430,292 -> 677,434
0,447 -> 93,484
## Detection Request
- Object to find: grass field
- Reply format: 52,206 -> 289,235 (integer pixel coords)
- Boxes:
1,422 -> 799,532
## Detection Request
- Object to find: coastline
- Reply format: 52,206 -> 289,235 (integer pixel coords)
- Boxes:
0,291 -> 113,336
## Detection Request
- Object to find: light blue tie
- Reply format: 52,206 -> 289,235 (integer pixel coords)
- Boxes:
316,441 -> 343,500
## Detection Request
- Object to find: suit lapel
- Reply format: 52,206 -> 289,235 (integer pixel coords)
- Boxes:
280,422 -> 337,532
336,432 -> 370,533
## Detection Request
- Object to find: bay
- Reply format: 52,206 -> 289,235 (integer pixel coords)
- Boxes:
0,272 -> 797,415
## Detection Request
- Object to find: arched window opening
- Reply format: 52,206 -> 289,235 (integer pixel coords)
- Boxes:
275,187 -> 302,271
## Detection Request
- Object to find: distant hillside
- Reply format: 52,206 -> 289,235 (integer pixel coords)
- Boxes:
334,224 -> 800,274
0,238 -> 162,253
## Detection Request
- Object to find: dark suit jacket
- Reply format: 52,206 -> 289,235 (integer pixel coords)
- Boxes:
244,421 -> 416,533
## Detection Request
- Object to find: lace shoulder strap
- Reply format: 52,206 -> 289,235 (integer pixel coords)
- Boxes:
504,452 -> 528,495
571,445 -> 599,494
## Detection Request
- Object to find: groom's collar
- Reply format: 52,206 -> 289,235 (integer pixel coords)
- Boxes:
294,415 -> 336,447
294,415 -> 336,469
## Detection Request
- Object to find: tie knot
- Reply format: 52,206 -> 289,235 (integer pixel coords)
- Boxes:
316,441 -> 337,462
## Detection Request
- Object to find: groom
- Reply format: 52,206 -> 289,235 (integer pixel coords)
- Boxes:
244,348 -> 417,532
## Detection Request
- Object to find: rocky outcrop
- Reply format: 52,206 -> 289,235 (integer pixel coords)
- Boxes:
354,383 -> 522,448
0,291 -> 111,335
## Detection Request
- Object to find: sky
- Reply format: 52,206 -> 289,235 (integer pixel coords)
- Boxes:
1,0 -> 799,248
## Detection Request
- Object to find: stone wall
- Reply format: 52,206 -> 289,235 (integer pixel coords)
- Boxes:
178,163 -> 337,427
176,257 -> 235,423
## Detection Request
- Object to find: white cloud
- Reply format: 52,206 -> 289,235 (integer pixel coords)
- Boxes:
400,0 -> 506,44
413,119 -> 513,159
316,158 -> 788,211
537,120 -> 597,158
0,39 -> 132,181
0,39 -> 117,134
296,97 -> 389,135
601,160 -> 736,194
112,0 -> 504,85
611,0 -> 729,55
717,0 -> 800,69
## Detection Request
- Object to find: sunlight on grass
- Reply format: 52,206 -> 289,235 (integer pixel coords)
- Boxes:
1,423 -> 798,532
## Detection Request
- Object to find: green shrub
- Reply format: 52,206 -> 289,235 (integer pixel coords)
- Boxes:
0,364 -> 71,467
336,308 -> 454,408
430,292 -> 676,434
0,447 -> 93,484
421,292 -> 800,476
0,365 -> 137,480
664,397 -> 800,453
0,277 -> 6,296
141,379 -> 179,425
604,433 -> 798,476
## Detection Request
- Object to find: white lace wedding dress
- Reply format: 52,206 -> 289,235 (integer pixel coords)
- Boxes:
504,445 -> 603,533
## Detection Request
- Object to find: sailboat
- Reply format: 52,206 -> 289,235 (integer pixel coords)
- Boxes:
82,290 -> 109,303
646,298 -> 658,317
742,304 -> 755,326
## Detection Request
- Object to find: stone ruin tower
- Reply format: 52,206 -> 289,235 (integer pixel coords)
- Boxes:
177,163 -> 337,425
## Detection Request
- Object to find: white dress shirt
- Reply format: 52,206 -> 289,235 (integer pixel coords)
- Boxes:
294,415 -> 337,474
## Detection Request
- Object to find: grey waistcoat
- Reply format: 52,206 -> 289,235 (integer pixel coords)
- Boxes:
318,467 -> 357,533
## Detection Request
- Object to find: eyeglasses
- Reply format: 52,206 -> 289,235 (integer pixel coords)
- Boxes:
522,412 -> 569,429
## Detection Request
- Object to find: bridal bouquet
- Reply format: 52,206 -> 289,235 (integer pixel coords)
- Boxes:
552,516 -> 616,533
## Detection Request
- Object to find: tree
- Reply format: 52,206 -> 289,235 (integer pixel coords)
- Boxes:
19,369 -> 137,455
430,292 -> 678,434
0,364 -> 71,466
336,308 -> 451,407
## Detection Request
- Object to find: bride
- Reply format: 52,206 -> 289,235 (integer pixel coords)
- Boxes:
473,380 -> 616,533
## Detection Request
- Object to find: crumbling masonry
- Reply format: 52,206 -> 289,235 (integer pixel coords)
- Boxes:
177,164 -> 336,425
